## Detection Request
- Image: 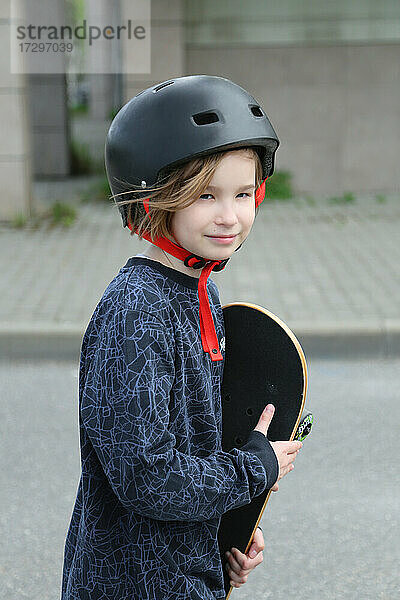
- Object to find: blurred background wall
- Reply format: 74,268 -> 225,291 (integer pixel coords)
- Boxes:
1,0 -> 399,221
185,0 -> 400,195
0,0 -> 33,220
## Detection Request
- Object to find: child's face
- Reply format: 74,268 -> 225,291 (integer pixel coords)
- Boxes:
170,150 -> 256,261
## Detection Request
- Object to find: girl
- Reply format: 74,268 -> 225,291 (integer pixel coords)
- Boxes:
61,75 -> 302,600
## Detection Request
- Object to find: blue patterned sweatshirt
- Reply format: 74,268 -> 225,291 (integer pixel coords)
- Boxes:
61,256 -> 279,600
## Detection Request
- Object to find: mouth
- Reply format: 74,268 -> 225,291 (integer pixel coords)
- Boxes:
205,234 -> 238,239
205,234 -> 238,244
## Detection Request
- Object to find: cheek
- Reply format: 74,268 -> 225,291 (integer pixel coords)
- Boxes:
243,204 -> 255,231
175,206 -> 206,234
170,210 -> 196,242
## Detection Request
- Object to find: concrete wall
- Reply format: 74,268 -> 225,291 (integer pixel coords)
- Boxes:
86,0 -> 117,119
22,0 -> 71,178
124,0 -> 185,102
28,73 -> 70,177
186,43 -> 400,196
0,0 -> 33,221
185,0 -> 400,47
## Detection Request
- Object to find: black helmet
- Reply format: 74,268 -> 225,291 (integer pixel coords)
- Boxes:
105,75 -> 279,228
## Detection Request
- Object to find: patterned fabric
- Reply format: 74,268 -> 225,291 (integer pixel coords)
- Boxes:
61,256 -> 278,600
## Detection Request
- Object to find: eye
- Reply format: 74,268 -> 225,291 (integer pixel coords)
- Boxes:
199,192 -> 252,200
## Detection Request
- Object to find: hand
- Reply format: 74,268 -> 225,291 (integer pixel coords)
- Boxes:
224,527 -> 265,589
253,404 -> 302,491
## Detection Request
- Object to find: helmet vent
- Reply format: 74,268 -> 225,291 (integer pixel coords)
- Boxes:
192,111 -> 220,126
250,105 -> 263,118
154,80 -> 175,92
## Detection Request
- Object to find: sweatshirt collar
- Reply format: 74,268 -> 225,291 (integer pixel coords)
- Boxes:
123,256 -> 204,291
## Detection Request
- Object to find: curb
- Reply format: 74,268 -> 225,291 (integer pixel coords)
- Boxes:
290,319 -> 400,360
1,320 -> 399,361
0,322 -> 86,362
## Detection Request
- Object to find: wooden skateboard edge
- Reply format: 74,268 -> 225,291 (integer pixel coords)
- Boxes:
222,302 -> 308,600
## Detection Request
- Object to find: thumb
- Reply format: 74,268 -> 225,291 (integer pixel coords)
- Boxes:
248,529 -> 264,559
248,542 -> 260,559
253,404 -> 275,436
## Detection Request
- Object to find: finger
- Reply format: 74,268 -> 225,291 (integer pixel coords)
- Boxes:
281,454 -> 296,468
287,441 -> 303,453
253,404 -> 275,435
226,560 -> 247,587
247,551 -> 264,568
225,553 -> 247,576
248,545 -> 260,559
225,565 -> 252,588
225,556 -> 250,585
233,546 -> 263,570
229,548 -> 253,573
281,452 -> 298,470
284,464 -> 295,477
278,463 -> 294,481
278,441 -> 302,455
227,549 -> 263,589
229,576 -> 246,589
248,528 -> 264,558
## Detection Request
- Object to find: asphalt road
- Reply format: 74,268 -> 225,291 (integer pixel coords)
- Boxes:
1,357 -> 399,599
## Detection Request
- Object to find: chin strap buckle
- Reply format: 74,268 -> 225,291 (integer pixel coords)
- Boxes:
212,259 -> 229,272
183,254 -> 230,272
184,255 -> 207,269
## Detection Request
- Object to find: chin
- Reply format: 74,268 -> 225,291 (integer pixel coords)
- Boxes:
205,238 -> 243,260
186,237 -> 240,262
202,246 -> 236,262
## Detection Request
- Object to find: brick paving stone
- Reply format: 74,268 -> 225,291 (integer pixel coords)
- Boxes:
0,186 -> 399,358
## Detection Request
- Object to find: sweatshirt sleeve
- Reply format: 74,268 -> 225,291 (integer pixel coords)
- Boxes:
81,307 -> 278,522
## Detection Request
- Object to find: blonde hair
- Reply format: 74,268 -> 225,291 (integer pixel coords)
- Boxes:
111,147 -> 263,241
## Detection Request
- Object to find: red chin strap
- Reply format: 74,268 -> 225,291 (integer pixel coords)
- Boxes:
126,177 -> 267,362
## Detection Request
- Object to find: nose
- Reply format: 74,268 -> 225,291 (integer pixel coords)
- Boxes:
214,199 -> 240,226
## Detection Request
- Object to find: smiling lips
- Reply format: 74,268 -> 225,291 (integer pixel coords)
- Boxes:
205,234 -> 238,244
206,234 -> 237,238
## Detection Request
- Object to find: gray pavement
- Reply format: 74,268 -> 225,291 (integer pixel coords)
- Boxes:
1,357 -> 399,599
1,180 -> 399,360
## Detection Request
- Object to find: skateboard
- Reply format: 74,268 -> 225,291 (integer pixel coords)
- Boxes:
217,302 -> 312,598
